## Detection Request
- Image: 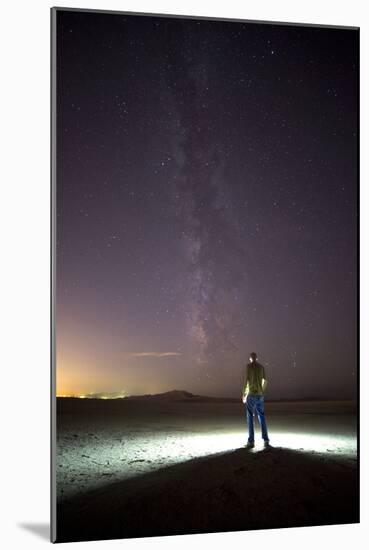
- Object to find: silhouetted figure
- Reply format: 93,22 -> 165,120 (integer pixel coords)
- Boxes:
242,352 -> 270,448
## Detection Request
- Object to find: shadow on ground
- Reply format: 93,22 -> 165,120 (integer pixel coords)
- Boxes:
18,522 -> 49,541
57,446 -> 358,543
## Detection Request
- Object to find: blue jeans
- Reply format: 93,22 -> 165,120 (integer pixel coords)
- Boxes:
246,394 -> 269,443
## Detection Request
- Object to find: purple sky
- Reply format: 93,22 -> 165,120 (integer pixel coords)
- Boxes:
56,10 -> 358,399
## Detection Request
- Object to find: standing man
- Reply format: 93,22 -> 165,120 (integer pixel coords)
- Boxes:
242,352 -> 270,448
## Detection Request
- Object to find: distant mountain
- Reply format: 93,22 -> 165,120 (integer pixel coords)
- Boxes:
57,389 -> 239,402
124,390 -> 238,403
57,392 -> 353,403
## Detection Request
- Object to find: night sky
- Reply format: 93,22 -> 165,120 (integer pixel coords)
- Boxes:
56,10 -> 358,399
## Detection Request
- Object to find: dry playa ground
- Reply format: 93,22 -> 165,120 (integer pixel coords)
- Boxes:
55,397 -> 358,543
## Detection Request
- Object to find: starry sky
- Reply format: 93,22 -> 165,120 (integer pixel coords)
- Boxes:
56,10 -> 358,399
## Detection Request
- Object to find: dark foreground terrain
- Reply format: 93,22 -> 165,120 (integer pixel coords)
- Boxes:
55,397 -> 358,542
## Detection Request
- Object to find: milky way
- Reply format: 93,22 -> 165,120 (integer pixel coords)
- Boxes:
56,11 -> 358,398
160,26 -> 249,371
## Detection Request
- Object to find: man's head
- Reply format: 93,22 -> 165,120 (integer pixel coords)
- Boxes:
250,352 -> 257,363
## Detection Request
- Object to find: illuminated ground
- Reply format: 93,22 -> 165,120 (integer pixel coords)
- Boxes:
56,398 -> 358,542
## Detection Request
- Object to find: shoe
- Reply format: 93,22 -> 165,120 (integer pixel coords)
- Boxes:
245,441 -> 255,449
263,440 -> 271,448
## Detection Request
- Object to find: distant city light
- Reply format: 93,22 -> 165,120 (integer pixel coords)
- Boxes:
57,391 -> 127,399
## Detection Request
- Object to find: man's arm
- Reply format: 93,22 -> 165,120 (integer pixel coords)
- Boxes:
242,365 -> 249,402
262,365 -> 268,393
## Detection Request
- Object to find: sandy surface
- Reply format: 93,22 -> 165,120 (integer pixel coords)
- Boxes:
56,398 -> 358,542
